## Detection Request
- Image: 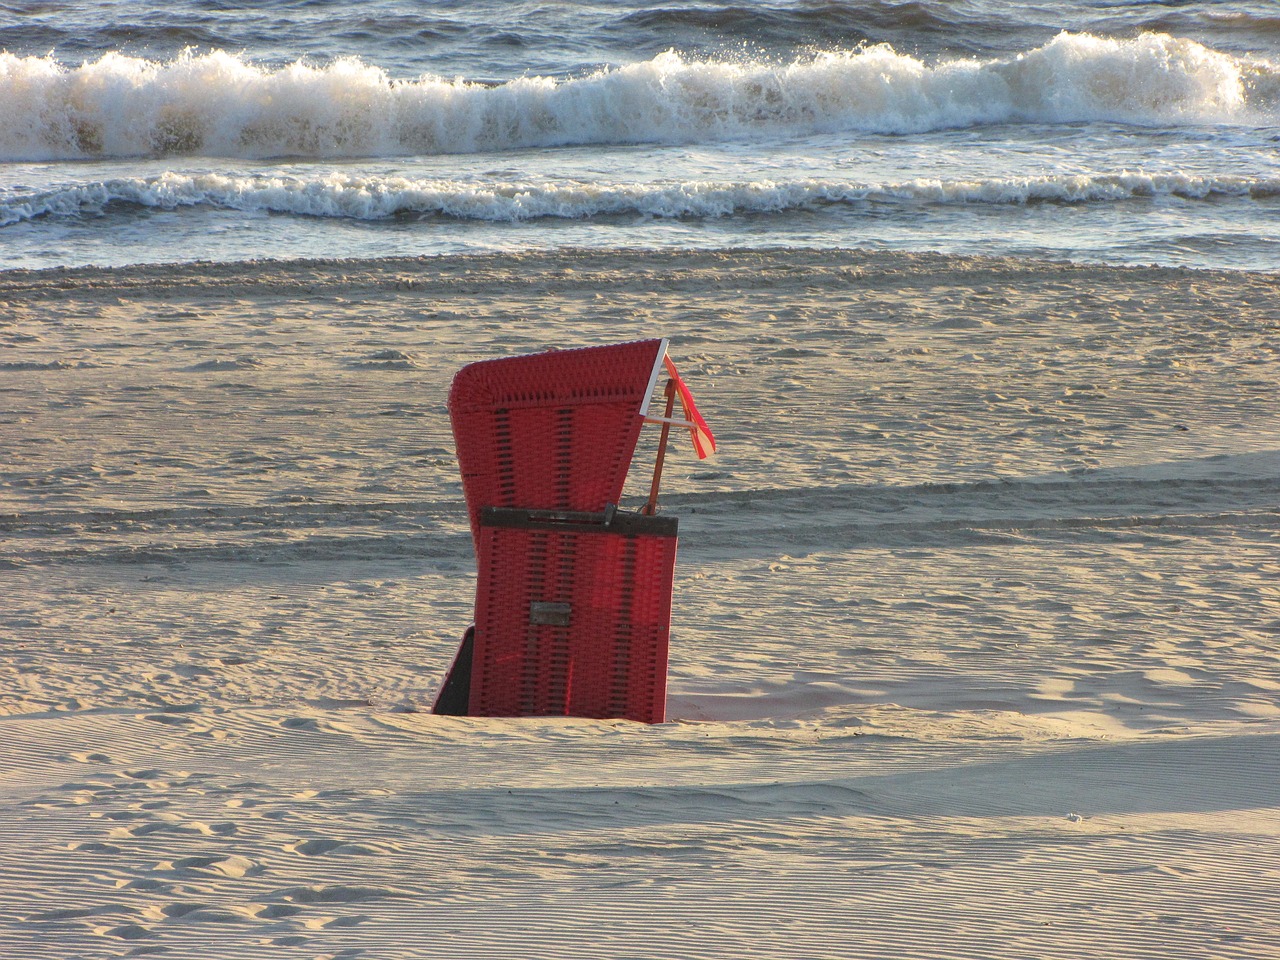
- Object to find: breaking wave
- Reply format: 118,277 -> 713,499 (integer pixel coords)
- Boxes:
0,32 -> 1270,161
5,171 -> 1276,226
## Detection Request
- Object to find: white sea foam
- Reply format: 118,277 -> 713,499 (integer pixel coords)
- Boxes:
0,33 -> 1266,161
3,170 -> 1275,226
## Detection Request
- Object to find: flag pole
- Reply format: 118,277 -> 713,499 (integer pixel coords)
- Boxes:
643,379 -> 677,516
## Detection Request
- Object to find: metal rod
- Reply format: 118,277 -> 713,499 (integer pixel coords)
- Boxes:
643,379 -> 677,516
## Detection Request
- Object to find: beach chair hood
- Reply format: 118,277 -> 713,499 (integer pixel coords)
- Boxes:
448,338 -> 714,542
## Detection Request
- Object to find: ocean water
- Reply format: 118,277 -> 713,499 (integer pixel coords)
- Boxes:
1,0 -> 1278,272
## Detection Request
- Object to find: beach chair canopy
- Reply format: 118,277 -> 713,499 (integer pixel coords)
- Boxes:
448,338 -> 714,541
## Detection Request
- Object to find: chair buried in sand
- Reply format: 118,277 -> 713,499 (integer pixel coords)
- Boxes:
432,338 -> 715,724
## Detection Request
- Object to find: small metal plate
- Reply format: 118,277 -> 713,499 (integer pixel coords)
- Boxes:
529,601 -> 572,627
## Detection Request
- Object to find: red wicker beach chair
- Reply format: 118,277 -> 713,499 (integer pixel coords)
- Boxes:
433,338 -> 714,724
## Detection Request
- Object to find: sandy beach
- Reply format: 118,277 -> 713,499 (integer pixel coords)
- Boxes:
2,247 -> 1278,958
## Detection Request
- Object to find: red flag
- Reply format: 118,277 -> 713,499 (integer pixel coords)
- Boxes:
663,355 -> 716,459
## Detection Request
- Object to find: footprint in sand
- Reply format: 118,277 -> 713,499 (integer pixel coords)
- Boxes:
157,854 -> 260,878
94,922 -> 155,940
146,902 -> 258,924
287,838 -> 346,856
138,712 -> 229,739
121,768 -> 190,781
26,906 -> 112,922
98,809 -> 150,821
118,878 -> 174,892
68,752 -> 115,764
70,840 -> 123,854
254,904 -> 303,920
276,884 -> 408,904
109,812 -> 238,839
115,821 -> 174,838
297,915 -> 372,932
280,717 -> 323,731
285,838 -> 383,857
151,902 -> 208,920
324,916 -> 370,929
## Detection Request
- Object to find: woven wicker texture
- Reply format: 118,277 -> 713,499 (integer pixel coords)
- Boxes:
469,518 -> 676,724
448,339 -> 664,543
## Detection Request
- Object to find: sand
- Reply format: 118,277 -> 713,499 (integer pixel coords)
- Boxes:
2,248 -> 1278,958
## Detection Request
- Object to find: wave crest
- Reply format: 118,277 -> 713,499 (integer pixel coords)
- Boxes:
0,33 -> 1266,161
4,170 -> 1276,227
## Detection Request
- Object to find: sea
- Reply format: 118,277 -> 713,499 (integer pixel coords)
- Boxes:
1,0 -> 1278,273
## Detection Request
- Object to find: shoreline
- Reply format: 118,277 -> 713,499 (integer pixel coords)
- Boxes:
2,245 -> 1277,296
